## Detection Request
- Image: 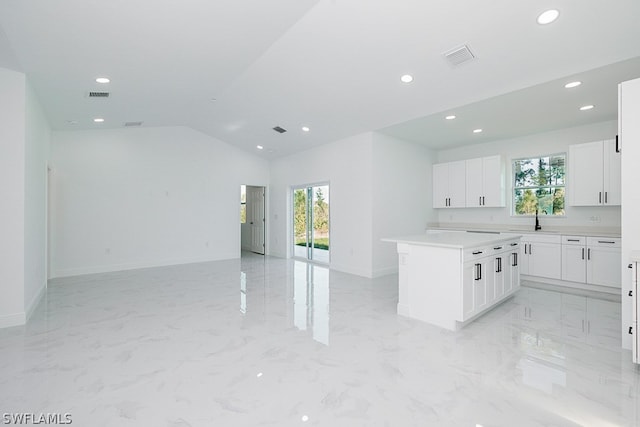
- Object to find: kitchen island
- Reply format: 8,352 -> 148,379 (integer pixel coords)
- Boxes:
383,231 -> 521,331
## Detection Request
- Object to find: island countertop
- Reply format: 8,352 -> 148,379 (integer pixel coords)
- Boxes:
382,231 -> 521,249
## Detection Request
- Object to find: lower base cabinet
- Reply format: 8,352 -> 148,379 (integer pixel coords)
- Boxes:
561,236 -> 621,289
463,241 -> 520,321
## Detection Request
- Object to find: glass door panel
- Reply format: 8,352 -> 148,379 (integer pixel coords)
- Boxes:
292,184 -> 329,263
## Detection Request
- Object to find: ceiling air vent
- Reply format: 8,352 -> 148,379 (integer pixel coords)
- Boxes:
272,126 -> 287,134
124,121 -> 143,127
88,91 -> 110,98
443,44 -> 475,67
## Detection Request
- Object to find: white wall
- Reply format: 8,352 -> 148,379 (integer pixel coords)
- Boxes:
24,81 -> 51,318
0,67 -> 26,328
50,126 -> 269,277
371,133 -> 436,277
620,77 -> 640,351
269,133 -> 374,277
435,120 -> 620,231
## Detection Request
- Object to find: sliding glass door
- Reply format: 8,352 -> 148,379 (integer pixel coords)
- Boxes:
293,184 -> 329,263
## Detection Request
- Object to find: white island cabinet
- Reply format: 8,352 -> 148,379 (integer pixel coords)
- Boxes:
383,232 -> 521,331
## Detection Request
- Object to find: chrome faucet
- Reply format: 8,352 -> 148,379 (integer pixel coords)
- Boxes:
535,209 -> 542,231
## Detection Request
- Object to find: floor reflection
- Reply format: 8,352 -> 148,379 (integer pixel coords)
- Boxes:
293,261 -> 330,345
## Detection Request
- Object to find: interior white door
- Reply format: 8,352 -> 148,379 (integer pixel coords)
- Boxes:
247,186 -> 265,254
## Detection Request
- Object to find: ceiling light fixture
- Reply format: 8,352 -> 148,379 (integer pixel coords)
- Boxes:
445,115 -> 456,120
400,74 -> 414,83
95,77 -> 110,84
473,128 -> 483,133
565,81 -> 582,88
93,118 -> 105,123
302,126 -> 310,132
256,145 -> 264,150
537,9 -> 559,25
579,105 -> 594,111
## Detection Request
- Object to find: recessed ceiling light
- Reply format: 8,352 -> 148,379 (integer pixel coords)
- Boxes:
256,145 -> 264,150
302,126 -> 310,132
445,115 -> 456,120
95,77 -> 110,84
93,118 -> 105,123
400,74 -> 414,83
565,81 -> 582,88
579,105 -> 594,111
537,9 -> 559,25
473,128 -> 483,133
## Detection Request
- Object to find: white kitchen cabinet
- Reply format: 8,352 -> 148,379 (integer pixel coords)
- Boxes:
520,233 -> 562,280
586,237 -> 621,288
433,160 -> 466,208
631,255 -> 638,363
465,155 -> 505,208
388,233 -> 520,331
568,139 -> 620,206
561,235 -> 587,283
561,294 -> 621,348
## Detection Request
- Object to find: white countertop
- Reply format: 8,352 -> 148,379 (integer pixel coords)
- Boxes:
427,223 -> 621,238
382,231 -> 521,249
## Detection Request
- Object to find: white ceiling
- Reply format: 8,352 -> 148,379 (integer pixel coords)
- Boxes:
1,0 -> 640,158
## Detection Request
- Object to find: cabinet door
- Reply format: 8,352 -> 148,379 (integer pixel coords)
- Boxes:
448,160 -> 467,208
561,244 -> 586,283
507,250 -> 520,293
569,141 -> 604,206
587,243 -> 621,288
433,163 -> 449,208
482,155 -> 505,207
603,139 -> 621,205
462,262 -> 477,320
529,242 -> 561,279
474,260 -> 488,312
519,242 -> 530,275
491,256 -> 504,300
465,158 -> 483,207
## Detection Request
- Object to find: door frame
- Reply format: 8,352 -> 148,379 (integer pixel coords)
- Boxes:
240,184 -> 267,255
290,182 -> 330,264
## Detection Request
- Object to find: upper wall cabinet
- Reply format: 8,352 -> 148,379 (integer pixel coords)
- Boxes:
465,155 -> 505,208
433,160 -> 466,208
568,139 -> 620,206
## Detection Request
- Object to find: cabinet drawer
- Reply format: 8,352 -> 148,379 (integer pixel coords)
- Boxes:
587,236 -> 621,248
562,235 -> 585,245
464,246 -> 490,260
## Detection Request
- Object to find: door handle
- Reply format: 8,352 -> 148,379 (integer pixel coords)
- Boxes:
581,248 -> 584,260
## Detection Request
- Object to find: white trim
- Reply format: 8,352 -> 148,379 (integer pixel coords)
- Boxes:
25,282 -> 46,321
520,274 -> 619,295
50,253 -> 238,279
372,265 -> 398,278
0,312 -> 26,329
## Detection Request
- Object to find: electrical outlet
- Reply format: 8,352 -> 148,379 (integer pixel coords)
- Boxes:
590,216 -> 601,223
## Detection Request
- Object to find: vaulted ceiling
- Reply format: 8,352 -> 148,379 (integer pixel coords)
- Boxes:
2,0 -> 640,158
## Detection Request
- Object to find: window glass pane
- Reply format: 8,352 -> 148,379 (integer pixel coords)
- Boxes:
513,154 -> 565,216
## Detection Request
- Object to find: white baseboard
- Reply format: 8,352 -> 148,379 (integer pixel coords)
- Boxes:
25,283 -> 46,321
372,265 -> 398,278
51,253 -> 239,278
0,312 -> 26,329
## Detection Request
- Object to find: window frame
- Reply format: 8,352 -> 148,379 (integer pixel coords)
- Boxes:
511,152 -> 566,217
